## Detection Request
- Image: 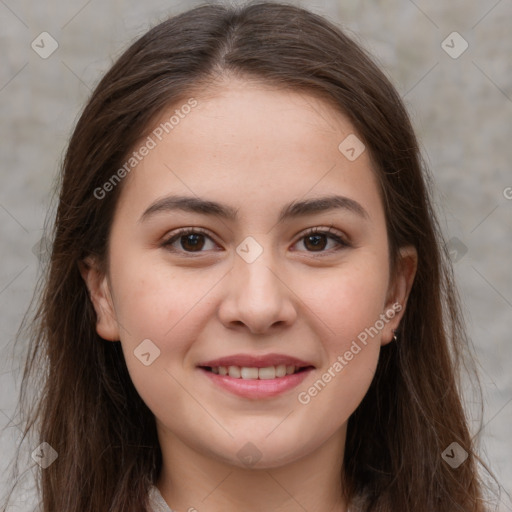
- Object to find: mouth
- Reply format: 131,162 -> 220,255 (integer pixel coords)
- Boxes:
198,364 -> 314,379
196,354 -> 315,399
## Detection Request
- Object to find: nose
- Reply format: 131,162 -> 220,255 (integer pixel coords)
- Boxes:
217,245 -> 298,334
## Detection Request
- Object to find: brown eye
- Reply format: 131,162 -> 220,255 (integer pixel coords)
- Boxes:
161,226 -> 349,256
162,228 -> 217,253
294,227 -> 350,254
303,233 -> 328,251
179,233 -> 206,251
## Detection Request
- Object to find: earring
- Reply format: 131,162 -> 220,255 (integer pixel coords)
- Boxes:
392,329 -> 398,342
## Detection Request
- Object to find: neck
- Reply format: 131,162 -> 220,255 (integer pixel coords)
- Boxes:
156,424 -> 349,512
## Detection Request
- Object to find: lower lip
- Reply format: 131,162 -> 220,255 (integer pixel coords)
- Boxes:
198,367 -> 314,399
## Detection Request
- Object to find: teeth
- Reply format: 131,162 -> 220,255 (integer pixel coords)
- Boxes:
228,365 -> 241,378
240,367 -> 259,379
257,366 -> 275,380
276,365 -> 287,378
209,364 -> 302,379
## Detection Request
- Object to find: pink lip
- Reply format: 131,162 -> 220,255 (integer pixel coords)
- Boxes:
197,353 -> 314,368
198,367 -> 314,399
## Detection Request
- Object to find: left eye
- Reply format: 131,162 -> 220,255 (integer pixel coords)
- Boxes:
295,227 -> 349,253
161,226 -> 349,255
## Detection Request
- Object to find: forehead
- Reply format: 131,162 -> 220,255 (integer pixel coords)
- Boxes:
166,81 -> 354,158
114,79 -> 384,227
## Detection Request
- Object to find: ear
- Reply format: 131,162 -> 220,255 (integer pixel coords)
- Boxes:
381,245 -> 418,346
78,257 -> 120,341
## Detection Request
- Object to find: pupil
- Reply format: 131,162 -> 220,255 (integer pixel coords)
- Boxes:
182,234 -> 204,251
305,234 -> 325,251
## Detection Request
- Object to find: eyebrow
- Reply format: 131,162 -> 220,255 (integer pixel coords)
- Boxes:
139,194 -> 369,223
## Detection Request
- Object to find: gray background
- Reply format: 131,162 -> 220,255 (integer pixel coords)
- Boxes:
1,0 -> 511,510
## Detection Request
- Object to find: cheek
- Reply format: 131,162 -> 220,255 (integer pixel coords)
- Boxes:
292,264 -> 386,430
109,254 -> 225,389
110,248 -> 205,337
111,261 -> 215,413
300,254 -> 389,345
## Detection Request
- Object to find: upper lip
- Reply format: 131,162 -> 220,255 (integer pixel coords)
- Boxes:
198,353 -> 315,369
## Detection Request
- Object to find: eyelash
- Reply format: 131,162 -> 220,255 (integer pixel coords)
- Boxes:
161,225 -> 350,256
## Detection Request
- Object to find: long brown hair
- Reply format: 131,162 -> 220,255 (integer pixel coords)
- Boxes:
2,2 -> 493,511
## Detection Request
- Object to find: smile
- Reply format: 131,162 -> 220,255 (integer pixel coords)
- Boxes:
202,364 -> 310,379
198,365 -> 314,399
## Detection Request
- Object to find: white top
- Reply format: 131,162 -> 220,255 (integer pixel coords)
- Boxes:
148,485 -> 175,512
148,484 -> 353,511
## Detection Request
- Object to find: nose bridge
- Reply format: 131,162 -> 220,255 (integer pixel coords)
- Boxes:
235,234 -> 282,302
219,234 -> 296,332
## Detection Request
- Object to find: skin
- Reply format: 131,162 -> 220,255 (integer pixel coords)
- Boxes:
81,78 -> 417,512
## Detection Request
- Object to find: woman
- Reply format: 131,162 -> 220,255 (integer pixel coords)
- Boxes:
2,2 -> 492,511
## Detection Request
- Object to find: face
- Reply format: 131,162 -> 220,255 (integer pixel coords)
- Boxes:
82,78 -> 416,469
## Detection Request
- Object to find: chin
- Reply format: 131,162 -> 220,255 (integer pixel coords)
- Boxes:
208,434 -> 313,470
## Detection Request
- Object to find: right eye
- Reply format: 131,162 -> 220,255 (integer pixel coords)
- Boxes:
161,228 -> 220,254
